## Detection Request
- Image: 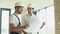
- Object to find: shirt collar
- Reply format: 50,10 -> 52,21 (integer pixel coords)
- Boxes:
28,14 -> 34,17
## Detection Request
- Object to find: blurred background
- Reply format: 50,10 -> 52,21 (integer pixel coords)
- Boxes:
0,0 -> 56,34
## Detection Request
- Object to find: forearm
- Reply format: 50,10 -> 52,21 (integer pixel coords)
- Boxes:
40,24 -> 44,28
22,30 -> 27,34
10,23 -> 27,32
10,23 -> 29,32
11,26 -> 23,32
40,22 -> 45,29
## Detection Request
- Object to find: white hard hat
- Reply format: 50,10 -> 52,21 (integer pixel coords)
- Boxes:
27,4 -> 35,8
15,2 -> 24,7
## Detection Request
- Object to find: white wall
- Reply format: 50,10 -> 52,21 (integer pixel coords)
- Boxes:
0,0 -> 53,10
37,6 -> 55,34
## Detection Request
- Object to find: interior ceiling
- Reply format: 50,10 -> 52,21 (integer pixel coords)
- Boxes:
0,0 -> 54,10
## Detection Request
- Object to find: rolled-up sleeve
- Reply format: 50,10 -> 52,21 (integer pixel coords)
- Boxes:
9,15 -> 17,27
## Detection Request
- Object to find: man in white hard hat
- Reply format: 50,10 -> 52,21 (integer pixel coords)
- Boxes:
22,4 -> 45,34
9,2 -> 29,34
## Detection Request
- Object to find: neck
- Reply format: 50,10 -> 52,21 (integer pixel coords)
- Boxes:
15,11 -> 20,15
28,13 -> 32,16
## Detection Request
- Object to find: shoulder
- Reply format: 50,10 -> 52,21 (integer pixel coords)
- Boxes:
32,14 -> 37,18
32,14 -> 36,16
9,14 -> 17,20
10,14 -> 14,17
32,14 -> 39,20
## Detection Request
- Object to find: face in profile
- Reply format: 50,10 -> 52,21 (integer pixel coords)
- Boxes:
15,6 -> 23,14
